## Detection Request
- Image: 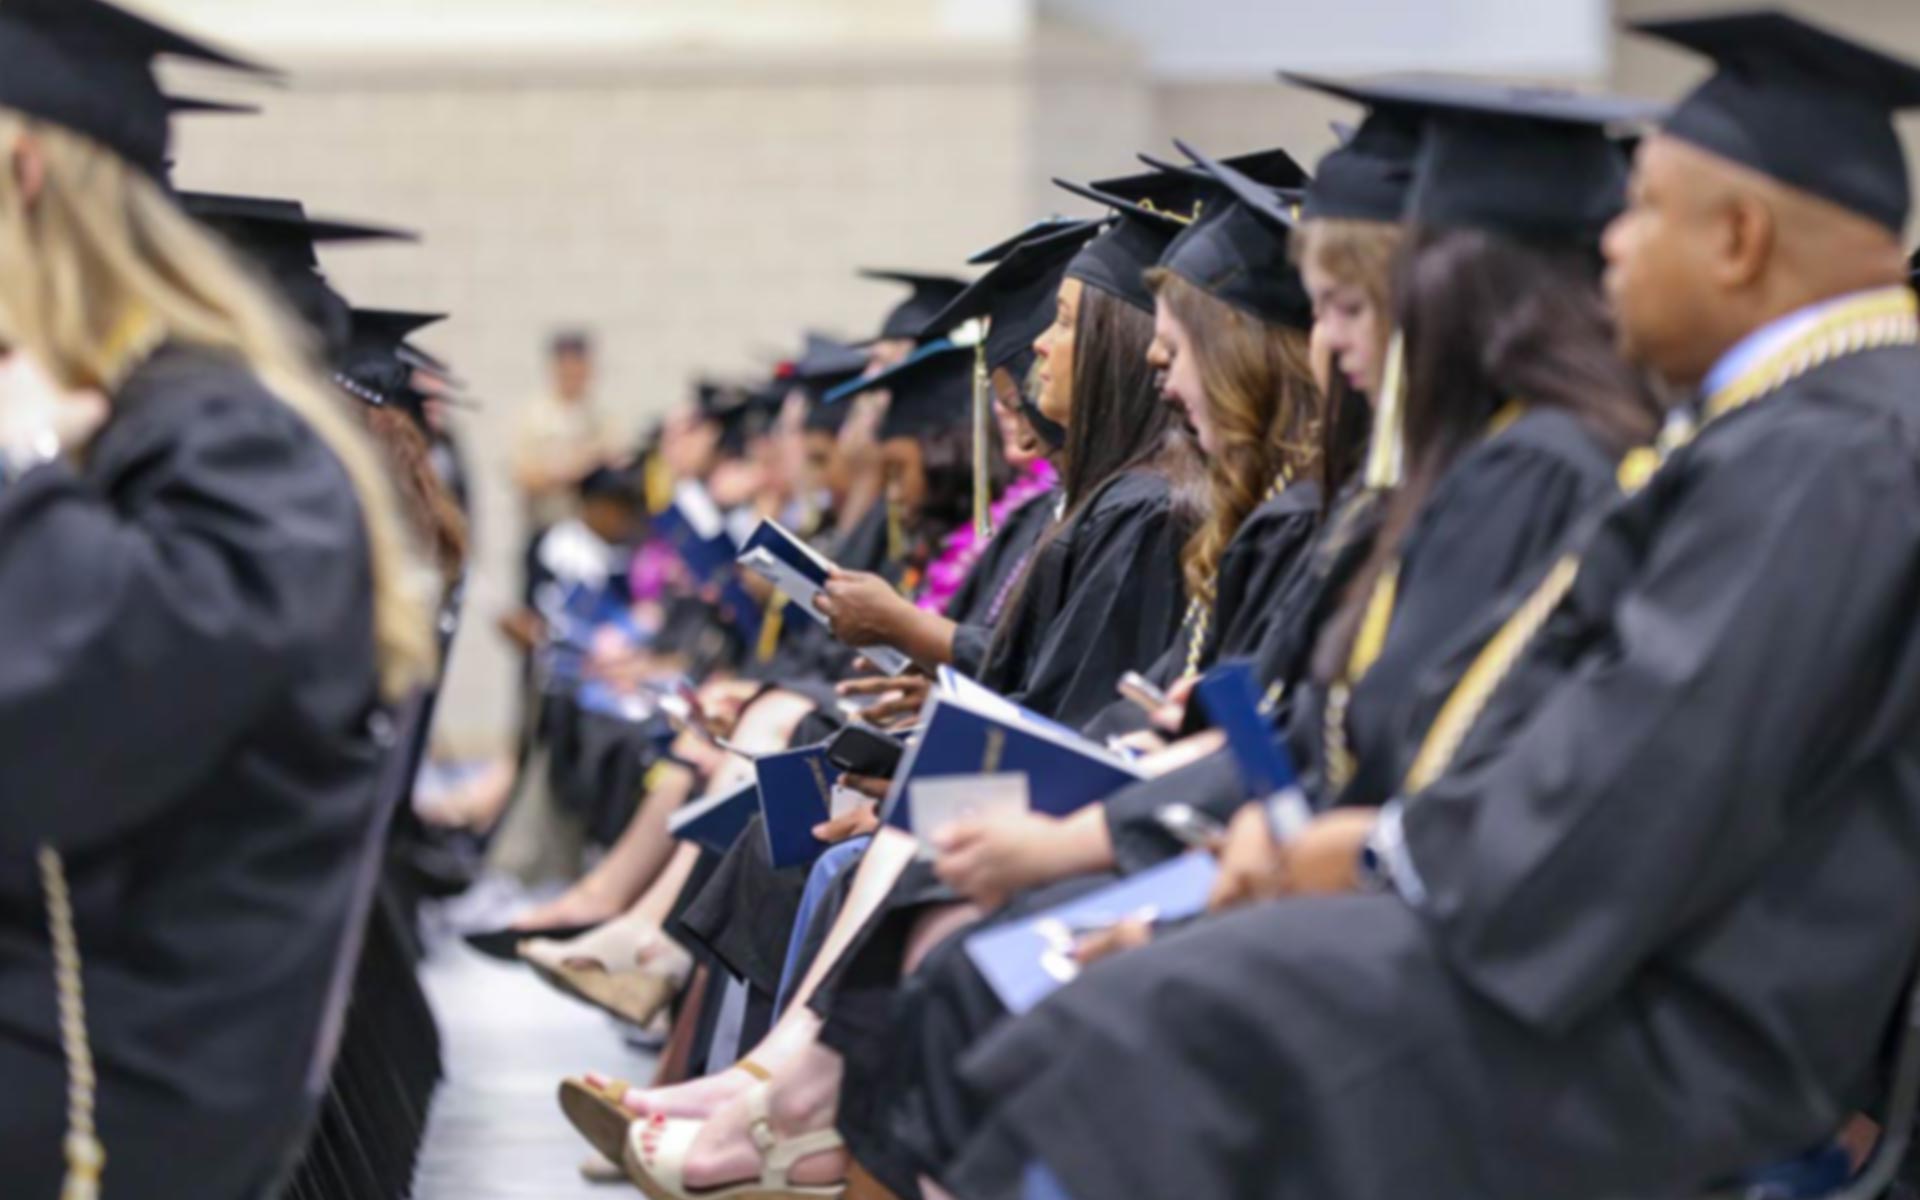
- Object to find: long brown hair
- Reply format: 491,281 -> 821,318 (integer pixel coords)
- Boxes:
988,283 -> 1196,649
1148,271 -> 1321,604
1313,224 -> 1661,683
362,406 -> 469,586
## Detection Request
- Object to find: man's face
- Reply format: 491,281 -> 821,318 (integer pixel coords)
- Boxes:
1602,136 -> 1730,390
554,349 -> 593,400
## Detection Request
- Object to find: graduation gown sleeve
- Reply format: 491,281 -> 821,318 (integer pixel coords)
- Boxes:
0,380 -> 373,854
1402,387 -> 1920,1034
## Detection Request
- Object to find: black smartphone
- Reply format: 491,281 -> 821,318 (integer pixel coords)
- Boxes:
825,724 -> 906,779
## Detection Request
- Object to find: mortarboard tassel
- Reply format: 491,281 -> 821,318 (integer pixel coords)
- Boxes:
1362,330 -> 1407,490
972,338 -> 994,541
40,845 -> 104,1200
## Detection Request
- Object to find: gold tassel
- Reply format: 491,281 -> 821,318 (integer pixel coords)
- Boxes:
39,846 -> 104,1200
1362,330 -> 1407,490
755,591 -> 785,663
643,452 -> 672,516
886,492 -> 905,565
972,339 -> 993,541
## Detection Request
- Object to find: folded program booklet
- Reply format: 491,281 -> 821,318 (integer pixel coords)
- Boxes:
736,519 -> 913,676
965,852 -> 1219,1014
667,779 -> 759,853
878,669 -> 1145,835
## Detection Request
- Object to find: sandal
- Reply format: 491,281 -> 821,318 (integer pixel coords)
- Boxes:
462,921 -> 598,963
521,922 -> 692,1027
560,1061 -> 774,1162
621,1081 -> 845,1199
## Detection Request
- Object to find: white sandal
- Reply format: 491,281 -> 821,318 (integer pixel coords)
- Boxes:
621,1082 -> 846,1200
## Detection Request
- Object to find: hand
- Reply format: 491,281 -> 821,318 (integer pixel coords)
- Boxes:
1208,805 -> 1381,912
815,569 -> 911,648
1150,675 -> 1199,735
497,608 -> 548,651
0,350 -> 108,461
837,673 -> 930,727
1136,729 -> 1226,779
1207,802 -> 1288,913
812,800 -> 880,844
1070,916 -> 1155,967
837,772 -> 892,801
1276,807 -> 1379,896
1112,729 -> 1167,758
933,811 -> 1078,909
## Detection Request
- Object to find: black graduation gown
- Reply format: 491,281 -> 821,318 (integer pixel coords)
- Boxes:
0,347 -> 385,1200
1083,481 -> 1321,739
1288,406 -> 1620,810
948,487 -> 1058,678
943,346 -> 1920,1200
977,468 -> 1187,727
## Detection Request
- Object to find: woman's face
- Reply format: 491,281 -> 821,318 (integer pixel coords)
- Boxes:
1303,256 -> 1384,399
1148,297 -> 1214,454
881,436 -> 927,517
1033,276 -> 1081,428
990,366 -> 1042,469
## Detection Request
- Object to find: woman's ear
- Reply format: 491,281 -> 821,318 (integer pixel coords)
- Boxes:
11,131 -> 45,208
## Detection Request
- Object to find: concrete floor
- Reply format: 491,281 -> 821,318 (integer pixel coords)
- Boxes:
412,938 -> 657,1198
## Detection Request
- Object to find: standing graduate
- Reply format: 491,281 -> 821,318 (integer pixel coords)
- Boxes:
944,23 -> 1920,1199
0,3 -> 434,1198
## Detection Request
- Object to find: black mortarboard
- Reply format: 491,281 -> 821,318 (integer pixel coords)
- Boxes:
1634,10 -> 1920,232
924,220 -> 1101,373
1280,78 -> 1423,222
859,270 -> 970,341
1162,142 -> 1313,330
827,339 -> 975,441
0,0 -> 273,179
337,308 -> 446,428
788,334 -> 868,433
967,216 -> 1085,265
1130,146 -> 1311,195
1289,76 -> 1657,245
1055,169 -> 1200,314
165,94 -> 262,118
184,191 -> 415,355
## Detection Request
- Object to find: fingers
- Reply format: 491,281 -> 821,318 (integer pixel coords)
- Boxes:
836,676 -> 899,697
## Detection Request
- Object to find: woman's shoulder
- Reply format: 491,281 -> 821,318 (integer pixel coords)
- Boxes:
1472,405 -> 1619,481
1084,467 -> 1173,519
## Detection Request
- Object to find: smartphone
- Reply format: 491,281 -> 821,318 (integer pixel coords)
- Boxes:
824,724 -> 906,779
1155,802 -> 1226,850
1117,671 -> 1170,714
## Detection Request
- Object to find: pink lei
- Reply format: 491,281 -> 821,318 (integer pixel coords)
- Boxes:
917,460 -> 1058,614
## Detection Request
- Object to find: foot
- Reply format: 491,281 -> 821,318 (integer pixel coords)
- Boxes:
511,882 -> 629,932
521,911 -> 687,976
590,1064 -> 756,1120
642,1079 -> 846,1192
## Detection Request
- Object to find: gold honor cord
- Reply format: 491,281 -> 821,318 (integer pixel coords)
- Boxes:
1402,286 -> 1920,797
981,728 -> 1006,775
1179,475 -> 1289,683
39,846 -> 104,1200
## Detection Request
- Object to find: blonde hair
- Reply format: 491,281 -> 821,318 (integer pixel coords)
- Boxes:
1147,271 -> 1322,605
1294,218 -> 1401,337
0,112 -> 435,698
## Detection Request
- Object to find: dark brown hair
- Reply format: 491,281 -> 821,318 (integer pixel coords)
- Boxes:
1313,224 -> 1660,684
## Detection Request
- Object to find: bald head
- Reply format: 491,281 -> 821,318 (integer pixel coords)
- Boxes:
1602,132 -> 1908,392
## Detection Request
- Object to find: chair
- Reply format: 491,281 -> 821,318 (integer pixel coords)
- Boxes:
1702,969 -> 1920,1200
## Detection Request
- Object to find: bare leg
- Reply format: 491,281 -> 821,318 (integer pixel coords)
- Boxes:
514,760 -> 696,930
664,896 -> 980,1190
600,828 -> 920,1118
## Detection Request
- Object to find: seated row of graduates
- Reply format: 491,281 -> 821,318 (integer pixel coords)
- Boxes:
508,14 -> 1920,1200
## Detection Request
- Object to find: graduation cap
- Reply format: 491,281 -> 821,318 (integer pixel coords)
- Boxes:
0,0 -> 274,179
825,338 -> 975,441
336,308 -> 447,428
1633,10 -> 1920,233
1289,75 -> 1658,244
1054,173 -> 1197,314
859,270 -> 970,341
1132,146 -> 1311,196
1279,78 -> 1424,222
786,334 -> 869,433
183,191 -> 416,356
925,220 -> 1101,374
967,216 -> 1087,265
1161,142 -> 1313,330
165,94 -> 262,118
